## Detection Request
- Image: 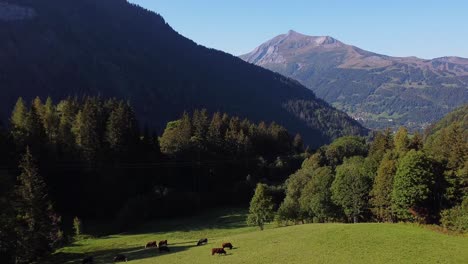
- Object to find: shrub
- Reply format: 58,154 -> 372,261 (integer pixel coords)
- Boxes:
440,197 -> 468,233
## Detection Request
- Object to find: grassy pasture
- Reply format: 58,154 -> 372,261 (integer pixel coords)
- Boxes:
47,208 -> 468,264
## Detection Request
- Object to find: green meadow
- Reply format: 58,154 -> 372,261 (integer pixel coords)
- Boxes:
47,208 -> 468,264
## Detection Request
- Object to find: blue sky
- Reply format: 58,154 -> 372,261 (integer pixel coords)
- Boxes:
129,0 -> 468,59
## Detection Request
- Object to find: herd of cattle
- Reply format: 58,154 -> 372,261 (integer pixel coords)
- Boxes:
81,239 -> 234,263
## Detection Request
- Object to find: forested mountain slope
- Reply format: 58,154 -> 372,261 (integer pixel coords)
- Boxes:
0,0 -> 367,147
241,30 -> 468,131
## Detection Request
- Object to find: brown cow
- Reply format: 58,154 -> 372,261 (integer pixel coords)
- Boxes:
113,254 -> 127,262
159,245 -> 170,253
211,248 -> 227,255
222,242 -> 233,250
145,241 -> 157,248
158,240 -> 168,247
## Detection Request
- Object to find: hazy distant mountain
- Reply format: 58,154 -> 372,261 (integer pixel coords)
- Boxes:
0,1 -> 367,147
240,30 -> 468,130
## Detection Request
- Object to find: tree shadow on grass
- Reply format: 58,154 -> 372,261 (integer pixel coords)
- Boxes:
130,208 -> 248,235
45,244 -> 197,264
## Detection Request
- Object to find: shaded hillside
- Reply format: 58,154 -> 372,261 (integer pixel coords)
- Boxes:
425,104 -> 468,139
424,104 -> 467,164
0,1 -> 367,147
241,30 -> 468,131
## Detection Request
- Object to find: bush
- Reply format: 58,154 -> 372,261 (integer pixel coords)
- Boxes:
440,197 -> 468,233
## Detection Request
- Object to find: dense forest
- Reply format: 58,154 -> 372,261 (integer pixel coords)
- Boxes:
0,0 -> 367,148
246,105 -> 467,231
0,96 -> 307,263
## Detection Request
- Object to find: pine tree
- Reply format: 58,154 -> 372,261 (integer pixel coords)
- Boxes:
207,112 -> 224,151
24,102 -> 46,149
42,97 -> 59,143
14,148 -> 62,263
10,97 -> 28,144
57,98 -> 78,150
32,97 -> 45,121
105,102 -> 139,155
409,131 -> 423,151
370,152 -> 397,222
394,127 -> 410,156
247,183 -> 275,230
72,98 -> 101,162
192,109 -> 209,142
367,129 -> 393,177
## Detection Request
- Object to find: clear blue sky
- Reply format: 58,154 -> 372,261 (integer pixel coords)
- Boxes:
129,0 -> 468,59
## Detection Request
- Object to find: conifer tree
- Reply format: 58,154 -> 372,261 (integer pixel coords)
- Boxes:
409,131 -> 423,151
106,102 -> 139,155
367,129 -> 393,176
42,97 -> 59,143
32,97 -> 45,121
394,127 -> 410,156
72,98 -> 101,161
207,112 -> 224,151
370,152 -> 397,222
10,97 -> 28,144
14,148 -> 62,263
25,102 -> 46,149
57,98 -> 77,150
192,109 -> 209,142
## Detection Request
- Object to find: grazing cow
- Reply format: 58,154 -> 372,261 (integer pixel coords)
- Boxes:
82,256 -> 94,264
197,238 -> 208,246
159,245 -> 170,253
222,242 -> 233,250
113,254 -> 127,262
211,248 -> 227,255
158,240 -> 168,247
145,241 -> 158,248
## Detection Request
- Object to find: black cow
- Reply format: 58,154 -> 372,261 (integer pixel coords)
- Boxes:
197,238 -> 208,246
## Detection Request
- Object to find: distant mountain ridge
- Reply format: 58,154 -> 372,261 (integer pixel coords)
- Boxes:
0,1 -> 367,147
241,30 -> 468,130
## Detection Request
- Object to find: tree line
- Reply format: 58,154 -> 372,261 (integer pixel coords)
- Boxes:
0,96 -> 305,263
247,124 -> 467,231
